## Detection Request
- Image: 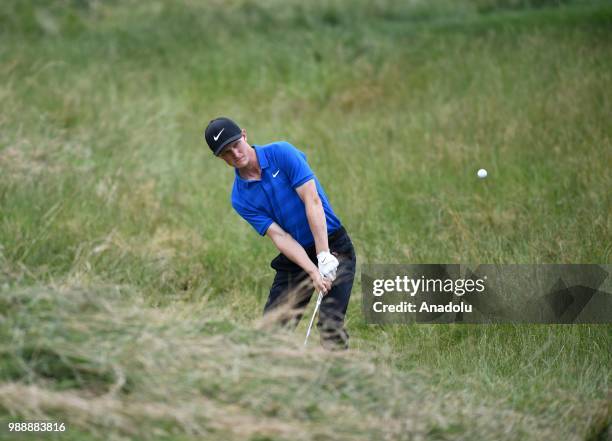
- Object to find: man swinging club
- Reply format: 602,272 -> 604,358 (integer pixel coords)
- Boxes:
204,117 -> 356,350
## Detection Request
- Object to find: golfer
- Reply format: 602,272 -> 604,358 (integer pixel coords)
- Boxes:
205,117 -> 356,350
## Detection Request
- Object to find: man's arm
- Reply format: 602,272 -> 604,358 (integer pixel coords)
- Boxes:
295,179 -> 339,281
266,222 -> 331,294
295,179 -> 329,255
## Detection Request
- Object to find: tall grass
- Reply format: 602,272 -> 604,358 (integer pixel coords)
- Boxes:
1,285 -> 609,440
1,0 -> 610,439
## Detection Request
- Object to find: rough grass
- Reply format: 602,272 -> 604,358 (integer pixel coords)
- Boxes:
0,284 -> 609,441
1,0 -> 611,440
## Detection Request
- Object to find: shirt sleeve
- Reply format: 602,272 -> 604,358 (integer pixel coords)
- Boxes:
232,199 -> 274,236
274,142 -> 315,188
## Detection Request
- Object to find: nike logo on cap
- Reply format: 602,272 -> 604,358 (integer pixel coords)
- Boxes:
272,170 -> 280,177
213,128 -> 224,141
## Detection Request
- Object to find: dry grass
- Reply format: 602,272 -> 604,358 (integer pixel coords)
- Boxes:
1,283 -> 608,440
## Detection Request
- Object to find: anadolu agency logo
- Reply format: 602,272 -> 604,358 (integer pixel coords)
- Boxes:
362,264 -> 612,324
370,274 -> 487,314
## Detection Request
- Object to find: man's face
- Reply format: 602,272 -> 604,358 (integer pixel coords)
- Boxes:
219,130 -> 250,168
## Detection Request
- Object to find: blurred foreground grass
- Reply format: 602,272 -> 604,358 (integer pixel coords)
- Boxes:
1,0 -> 611,439
0,285 -> 609,440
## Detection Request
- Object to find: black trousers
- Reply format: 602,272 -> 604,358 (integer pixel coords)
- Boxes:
263,227 -> 356,350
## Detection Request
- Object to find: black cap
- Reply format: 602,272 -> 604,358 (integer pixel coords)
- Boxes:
204,117 -> 242,156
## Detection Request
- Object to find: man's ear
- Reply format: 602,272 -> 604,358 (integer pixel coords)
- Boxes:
242,128 -> 247,142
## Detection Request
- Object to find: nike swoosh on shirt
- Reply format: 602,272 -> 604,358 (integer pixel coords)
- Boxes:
272,170 -> 280,177
213,128 -> 224,141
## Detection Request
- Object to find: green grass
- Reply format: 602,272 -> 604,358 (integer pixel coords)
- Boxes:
1,0 -> 611,440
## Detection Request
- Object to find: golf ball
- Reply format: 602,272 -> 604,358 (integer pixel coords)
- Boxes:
477,169 -> 488,179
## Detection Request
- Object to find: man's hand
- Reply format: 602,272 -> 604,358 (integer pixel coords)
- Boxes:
309,268 -> 332,294
317,251 -> 339,281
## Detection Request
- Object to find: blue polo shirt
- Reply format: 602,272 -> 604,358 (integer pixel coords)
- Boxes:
231,141 -> 342,248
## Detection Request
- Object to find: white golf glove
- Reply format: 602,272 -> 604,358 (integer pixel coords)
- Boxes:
317,251 -> 339,281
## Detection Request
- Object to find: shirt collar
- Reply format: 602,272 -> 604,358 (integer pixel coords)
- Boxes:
255,145 -> 269,169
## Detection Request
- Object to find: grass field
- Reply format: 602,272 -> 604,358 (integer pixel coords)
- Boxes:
1,0 -> 611,440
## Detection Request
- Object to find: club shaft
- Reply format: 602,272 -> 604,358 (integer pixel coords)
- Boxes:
304,291 -> 323,346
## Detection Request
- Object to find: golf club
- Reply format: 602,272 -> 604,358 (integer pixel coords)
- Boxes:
304,291 -> 323,346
